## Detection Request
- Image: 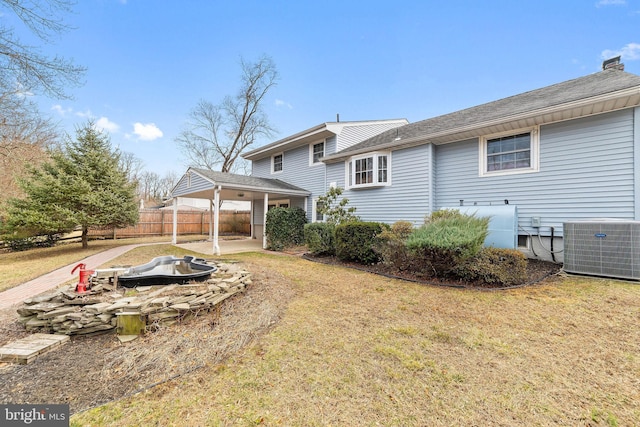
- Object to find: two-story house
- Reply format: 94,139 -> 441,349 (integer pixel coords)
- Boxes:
170,119 -> 408,253
172,60 -> 640,261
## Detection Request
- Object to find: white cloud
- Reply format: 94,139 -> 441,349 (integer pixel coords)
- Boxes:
601,42 -> 640,61
94,116 -> 120,133
133,122 -> 163,141
275,99 -> 293,109
75,109 -> 92,118
596,0 -> 626,6
51,104 -> 72,116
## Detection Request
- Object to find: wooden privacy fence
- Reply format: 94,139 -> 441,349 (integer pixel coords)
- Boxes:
88,209 -> 251,239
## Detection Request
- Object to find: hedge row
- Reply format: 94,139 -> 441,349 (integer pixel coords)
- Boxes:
302,212 -> 527,286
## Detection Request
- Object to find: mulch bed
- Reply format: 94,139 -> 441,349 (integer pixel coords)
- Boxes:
302,253 -> 562,290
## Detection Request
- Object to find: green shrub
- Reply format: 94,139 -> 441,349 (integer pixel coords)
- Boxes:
335,221 -> 388,264
304,222 -> 336,255
265,207 -> 307,251
316,186 -> 359,225
375,221 -> 417,271
384,220 -> 414,240
406,211 -> 489,277
453,247 -> 528,286
425,208 -> 466,224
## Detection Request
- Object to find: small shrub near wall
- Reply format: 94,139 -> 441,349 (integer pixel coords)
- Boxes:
375,221 -> 416,271
265,207 -> 307,251
335,221 -> 389,264
453,247 -> 528,286
304,223 -> 336,255
406,210 -> 489,277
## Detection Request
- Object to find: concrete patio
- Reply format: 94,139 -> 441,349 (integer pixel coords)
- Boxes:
175,237 -> 265,255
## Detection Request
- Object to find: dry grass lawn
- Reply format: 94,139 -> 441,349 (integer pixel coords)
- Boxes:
70,253 -> 640,426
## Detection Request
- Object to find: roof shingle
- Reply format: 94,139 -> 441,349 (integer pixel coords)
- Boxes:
335,68 -> 640,156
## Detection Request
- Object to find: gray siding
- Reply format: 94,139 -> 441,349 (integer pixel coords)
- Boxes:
252,144 -> 325,221
342,145 -> 432,225
252,157 -> 271,177
251,196 -> 306,226
173,171 -> 212,197
325,136 -> 337,156
337,122 -> 405,152
435,109 -> 636,236
326,162 -> 346,189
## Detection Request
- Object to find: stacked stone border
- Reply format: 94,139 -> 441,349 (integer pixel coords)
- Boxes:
16,263 -> 251,335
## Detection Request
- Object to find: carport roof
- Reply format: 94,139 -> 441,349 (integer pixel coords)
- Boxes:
172,167 -> 310,200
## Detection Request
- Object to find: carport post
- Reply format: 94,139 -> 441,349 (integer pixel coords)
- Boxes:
213,186 -> 221,256
263,194 -> 269,249
209,199 -> 213,241
171,197 -> 178,244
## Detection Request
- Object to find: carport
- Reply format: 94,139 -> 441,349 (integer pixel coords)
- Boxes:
170,168 -> 310,255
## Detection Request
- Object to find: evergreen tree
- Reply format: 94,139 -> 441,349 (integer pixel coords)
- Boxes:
4,121 -> 138,248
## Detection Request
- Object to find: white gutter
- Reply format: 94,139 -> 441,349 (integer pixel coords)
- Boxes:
322,87 -> 640,163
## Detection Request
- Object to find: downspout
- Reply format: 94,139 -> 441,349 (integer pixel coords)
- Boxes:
634,107 -> 640,220
550,226 -> 556,263
213,185 -> 221,256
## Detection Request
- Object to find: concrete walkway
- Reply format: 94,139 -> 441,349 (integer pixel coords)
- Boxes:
0,243 -> 162,310
0,238 -> 265,311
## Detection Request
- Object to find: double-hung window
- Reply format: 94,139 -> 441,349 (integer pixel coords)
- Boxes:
272,153 -> 283,173
310,141 -> 325,165
480,127 -> 539,176
347,152 -> 390,188
313,199 -> 325,222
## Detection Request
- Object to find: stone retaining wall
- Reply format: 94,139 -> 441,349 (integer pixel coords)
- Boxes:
16,263 -> 251,335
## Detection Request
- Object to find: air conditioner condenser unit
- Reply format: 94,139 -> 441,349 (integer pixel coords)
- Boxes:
563,220 -> 640,280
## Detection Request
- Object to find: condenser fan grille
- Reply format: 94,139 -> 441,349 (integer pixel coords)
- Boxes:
564,221 -> 640,280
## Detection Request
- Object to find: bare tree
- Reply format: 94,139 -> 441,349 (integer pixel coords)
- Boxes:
118,151 -> 145,183
137,171 -> 176,204
158,171 -> 178,200
0,0 -> 83,214
175,55 -> 278,173
0,93 -> 59,213
0,0 -> 85,100
0,94 -> 58,158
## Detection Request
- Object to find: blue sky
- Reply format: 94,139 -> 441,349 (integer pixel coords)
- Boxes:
12,0 -> 640,176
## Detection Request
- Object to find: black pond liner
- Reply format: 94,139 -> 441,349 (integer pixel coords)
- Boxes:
117,255 -> 217,288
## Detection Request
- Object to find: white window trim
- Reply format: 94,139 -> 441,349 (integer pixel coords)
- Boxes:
267,199 -> 290,210
479,126 -> 540,177
312,198 -> 325,223
309,140 -> 326,166
271,152 -> 283,174
345,151 -> 391,189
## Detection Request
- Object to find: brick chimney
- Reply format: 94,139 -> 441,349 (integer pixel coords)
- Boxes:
603,56 -> 624,71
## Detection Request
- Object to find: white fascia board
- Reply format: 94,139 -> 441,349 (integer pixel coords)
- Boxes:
243,119 -> 410,161
323,88 -> 640,163
243,125 -> 335,161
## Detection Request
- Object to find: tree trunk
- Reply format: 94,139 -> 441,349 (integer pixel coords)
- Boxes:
82,227 -> 88,249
